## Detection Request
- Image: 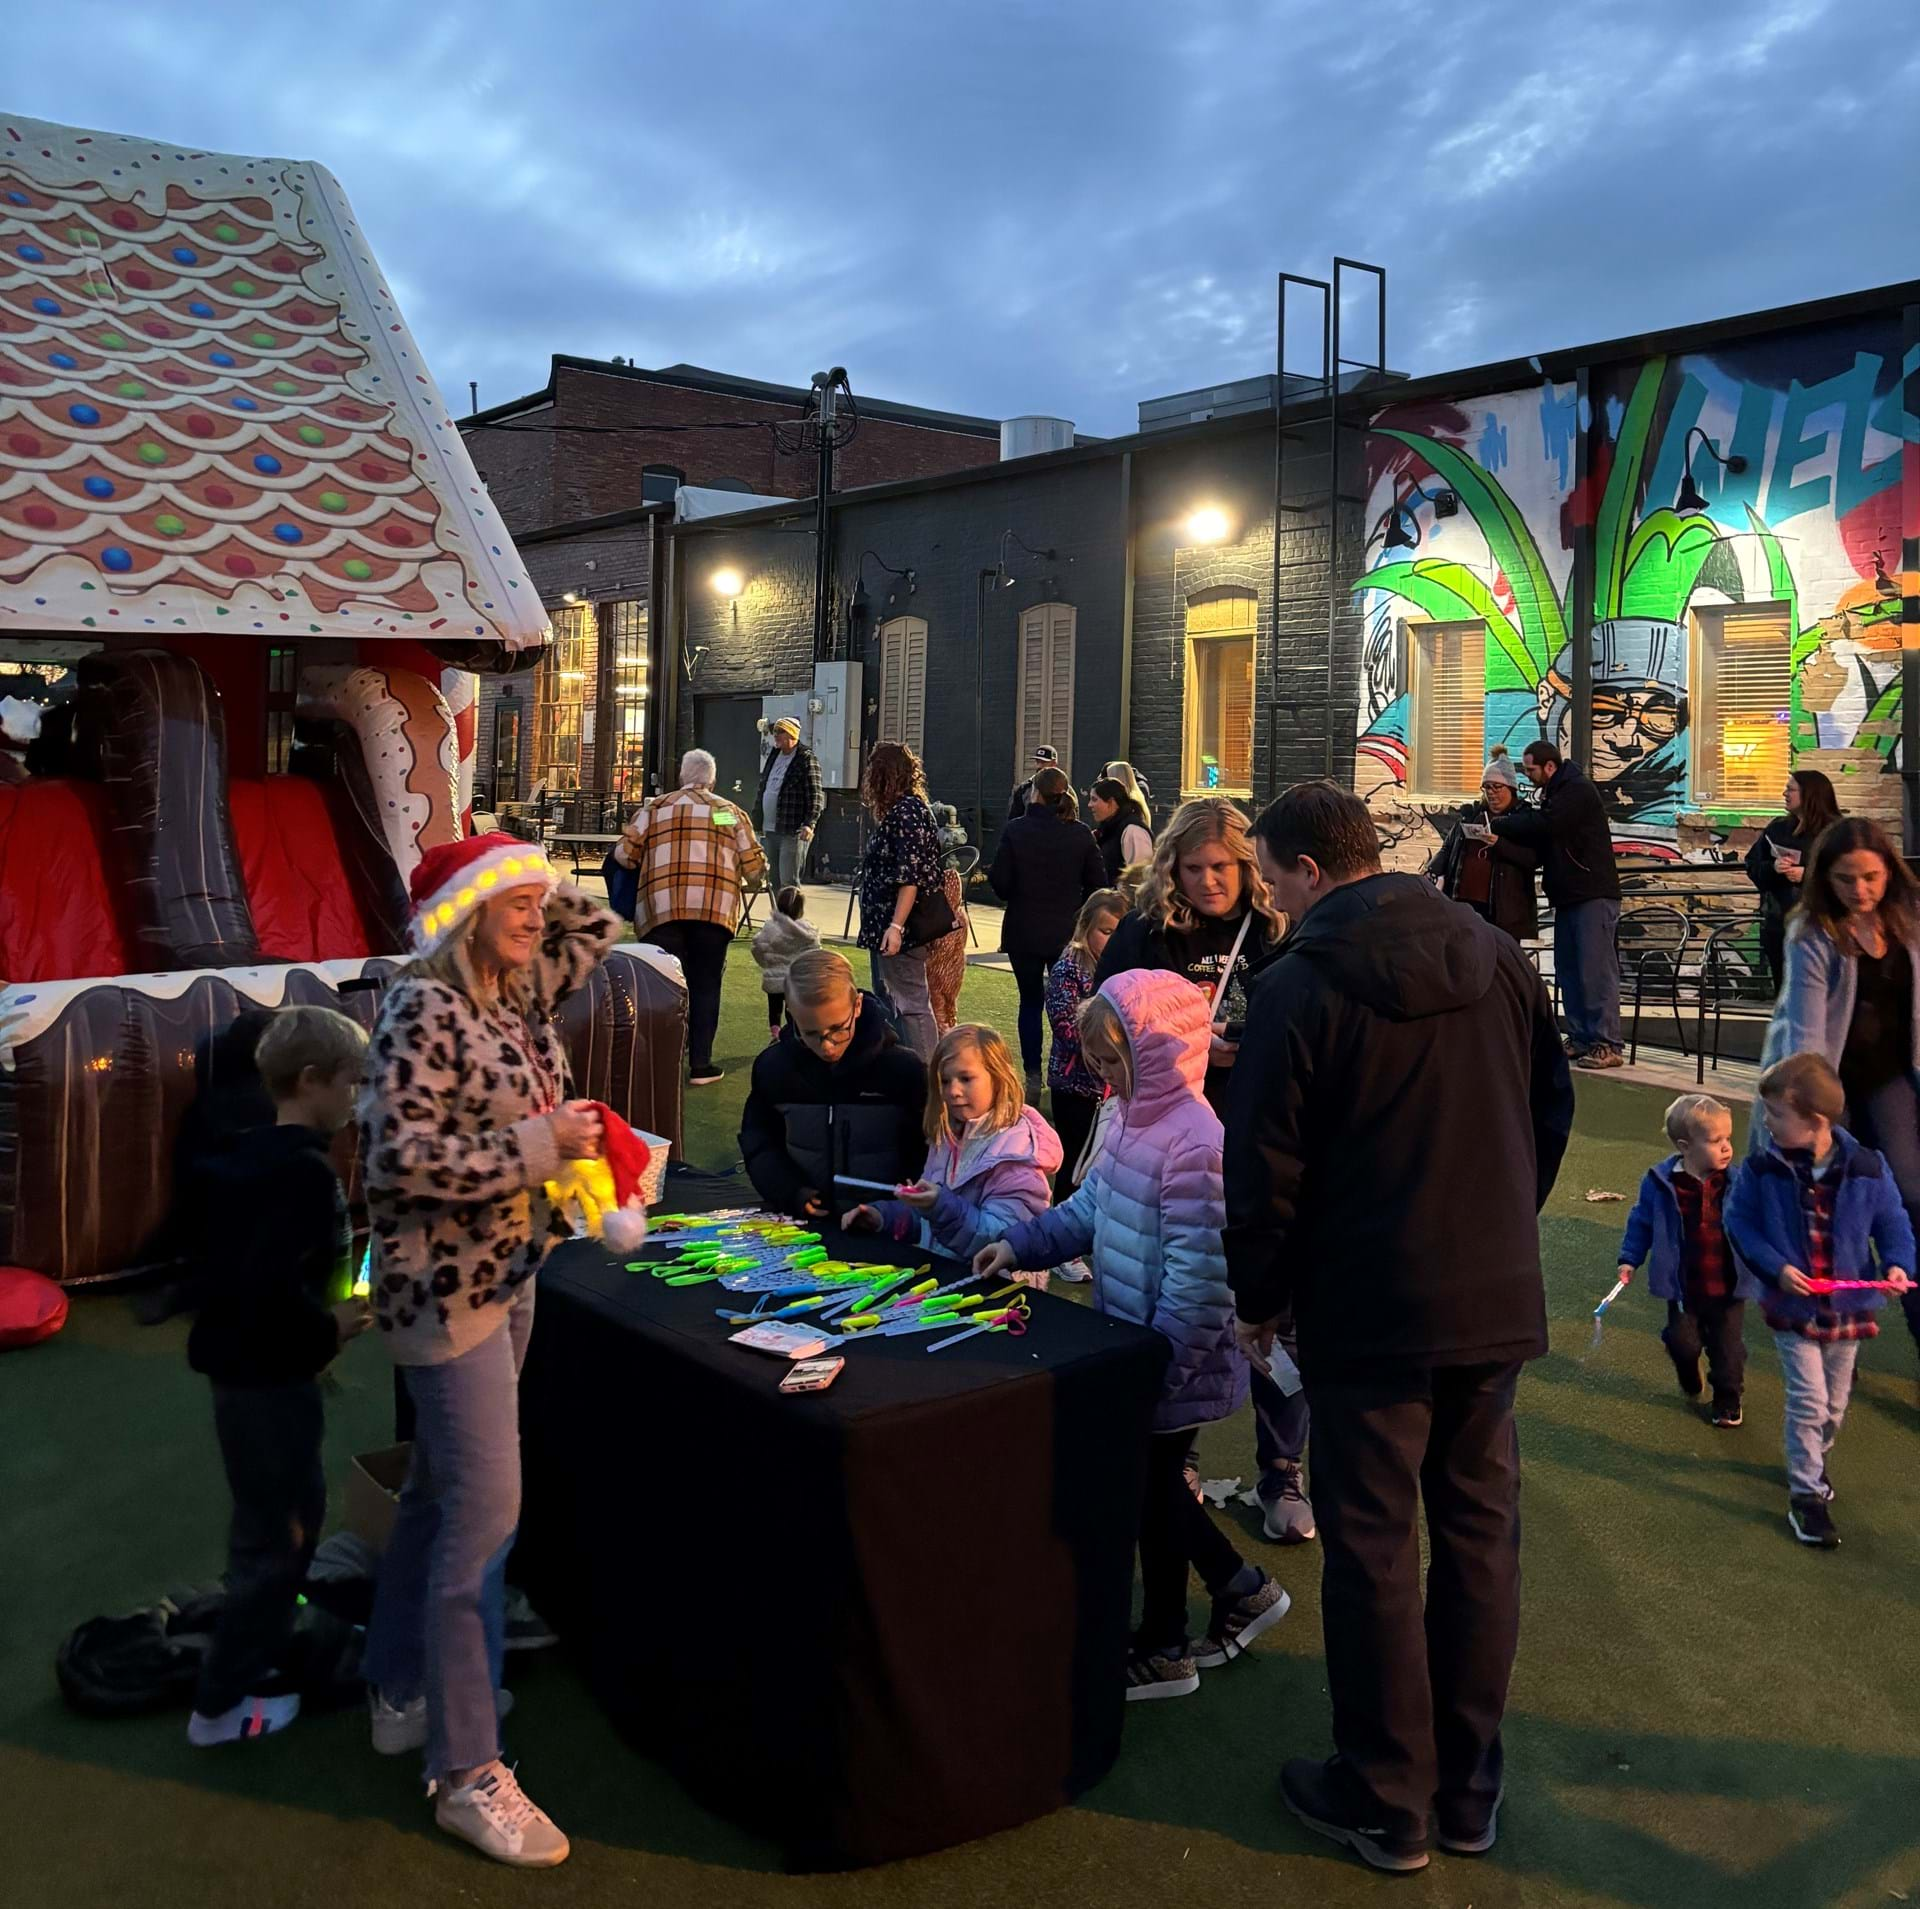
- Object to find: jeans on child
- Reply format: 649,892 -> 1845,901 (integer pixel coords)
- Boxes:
1251,1346 -> 1310,1499
363,1286 -> 535,1781
1771,1329 -> 1859,1497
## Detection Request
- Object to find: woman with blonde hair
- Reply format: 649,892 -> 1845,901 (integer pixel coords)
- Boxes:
1095,796 -> 1287,1105
843,1023 -> 1061,1259
1094,796 -> 1310,1545
856,741 -> 946,1061
357,834 -> 619,1867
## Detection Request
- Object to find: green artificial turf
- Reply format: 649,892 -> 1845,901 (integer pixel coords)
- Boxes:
6,968 -> 1920,1907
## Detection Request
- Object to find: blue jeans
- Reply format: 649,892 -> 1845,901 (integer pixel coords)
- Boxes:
363,1288 -> 534,1782
1771,1330 -> 1859,1497
764,830 -> 811,889
1555,899 -> 1621,1051
1251,1348 -> 1310,1499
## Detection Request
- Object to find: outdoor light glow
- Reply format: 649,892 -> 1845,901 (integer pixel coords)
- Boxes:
711,568 -> 744,598
561,590 -> 578,603
1186,507 -> 1229,545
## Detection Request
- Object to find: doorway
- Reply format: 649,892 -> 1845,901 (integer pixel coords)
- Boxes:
692,695 -> 768,812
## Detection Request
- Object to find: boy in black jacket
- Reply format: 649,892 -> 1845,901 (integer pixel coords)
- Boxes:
186,1005 -> 370,1746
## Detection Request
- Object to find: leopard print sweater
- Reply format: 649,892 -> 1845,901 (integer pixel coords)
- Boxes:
360,883 -> 621,1364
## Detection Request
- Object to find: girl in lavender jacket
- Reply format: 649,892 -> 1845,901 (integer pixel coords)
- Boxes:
974,968 -> 1289,1702
842,1025 -> 1062,1262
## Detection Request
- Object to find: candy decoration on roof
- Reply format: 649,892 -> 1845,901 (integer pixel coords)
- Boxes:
0,115 -> 544,649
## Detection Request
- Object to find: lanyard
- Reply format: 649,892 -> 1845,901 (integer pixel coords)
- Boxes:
1208,912 -> 1255,1022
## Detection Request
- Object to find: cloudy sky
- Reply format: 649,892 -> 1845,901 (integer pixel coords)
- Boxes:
14,0 -> 1913,436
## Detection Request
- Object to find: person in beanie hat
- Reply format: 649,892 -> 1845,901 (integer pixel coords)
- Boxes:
1009,742 -> 1062,820
357,833 -> 618,1868
618,749 -> 767,1086
756,716 -> 826,889
1427,746 -> 1540,944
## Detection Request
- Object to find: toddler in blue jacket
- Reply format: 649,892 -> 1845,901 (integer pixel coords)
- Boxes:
1616,1094 -> 1753,1427
1725,1053 -> 1915,1549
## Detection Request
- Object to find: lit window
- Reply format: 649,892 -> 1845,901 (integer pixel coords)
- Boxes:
876,616 -> 928,755
1182,588 -> 1255,794
1692,603 -> 1789,809
1409,619 -> 1485,797
534,602 -> 594,793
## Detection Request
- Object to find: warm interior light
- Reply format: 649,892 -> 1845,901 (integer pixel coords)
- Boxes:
711,568 -> 744,598
1186,508 -> 1229,545
561,590 -> 578,603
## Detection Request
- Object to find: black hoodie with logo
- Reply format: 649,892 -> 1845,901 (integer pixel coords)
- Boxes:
1223,872 -> 1574,1377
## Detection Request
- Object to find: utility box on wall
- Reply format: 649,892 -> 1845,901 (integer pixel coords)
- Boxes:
811,661 -> 863,789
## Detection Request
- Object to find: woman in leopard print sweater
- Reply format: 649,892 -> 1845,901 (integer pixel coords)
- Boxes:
358,834 -> 617,1866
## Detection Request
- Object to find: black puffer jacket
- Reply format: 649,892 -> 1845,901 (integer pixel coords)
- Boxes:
989,801 -> 1107,958
1490,760 -> 1619,907
1223,873 -> 1574,1378
739,994 -> 927,1214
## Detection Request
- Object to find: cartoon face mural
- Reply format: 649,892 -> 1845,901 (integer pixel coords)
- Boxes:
1353,318 -> 1918,858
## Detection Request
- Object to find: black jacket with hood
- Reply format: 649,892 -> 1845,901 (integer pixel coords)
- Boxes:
186,1123 -> 352,1387
740,993 -> 928,1214
1223,872 -> 1574,1378
1488,760 -> 1619,908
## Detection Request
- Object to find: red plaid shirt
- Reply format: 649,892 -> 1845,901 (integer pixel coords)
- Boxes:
1671,1168 -> 1732,1303
1764,1160 -> 1881,1343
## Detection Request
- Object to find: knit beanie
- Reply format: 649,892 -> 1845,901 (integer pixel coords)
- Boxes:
1482,746 -> 1519,790
408,831 -> 557,955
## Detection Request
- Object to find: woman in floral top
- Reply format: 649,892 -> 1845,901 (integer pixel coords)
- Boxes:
857,741 -> 945,1060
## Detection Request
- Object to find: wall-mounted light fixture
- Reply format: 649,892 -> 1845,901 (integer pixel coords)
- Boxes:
1379,483 -> 1459,553
1674,427 -> 1747,515
1185,506 -> 1230,545
561,590 -> 579,604
711,568 -> 744,598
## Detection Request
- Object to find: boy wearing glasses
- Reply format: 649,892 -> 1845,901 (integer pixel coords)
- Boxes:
739,948 -> 927,1219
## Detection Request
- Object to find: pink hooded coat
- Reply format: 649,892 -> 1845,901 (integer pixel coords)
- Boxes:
870,1103 -> 1064,1262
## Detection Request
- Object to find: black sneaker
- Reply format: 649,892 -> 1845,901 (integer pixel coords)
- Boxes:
1281,1757 -> 1430,1873
1193,1574 -> 1291,1667
1436,1785 -> 1503,1856
1709,1395 -> 1742,1428
1788,1494 -> 1840,1548
1124,1645 -> 1199,1702
688,1069 -> 726,1088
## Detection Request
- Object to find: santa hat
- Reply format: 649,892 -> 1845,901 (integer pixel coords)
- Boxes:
408,831 -> 557,955
594,1104 -> 653,1255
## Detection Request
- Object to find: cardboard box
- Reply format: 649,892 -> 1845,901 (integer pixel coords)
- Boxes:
345,1443 -> 411,1552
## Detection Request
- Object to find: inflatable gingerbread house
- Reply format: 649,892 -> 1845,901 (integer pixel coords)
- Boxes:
0,114 -> 684,1283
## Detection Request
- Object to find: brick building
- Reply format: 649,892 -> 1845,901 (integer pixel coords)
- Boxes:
669,276 -> 1920,878
456,358 -> 1003,810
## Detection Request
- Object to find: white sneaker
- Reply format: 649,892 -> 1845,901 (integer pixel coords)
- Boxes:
1054,1258 -> 1094,1284
370,1686 -> 514,1756
187,1692 -> 300,1746
434,1761 -> 570,1867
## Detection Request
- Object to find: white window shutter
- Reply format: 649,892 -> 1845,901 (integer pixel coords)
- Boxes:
1047,603 -> 1076,776
1016,603 -> 1075,778
904,619 -> 928,757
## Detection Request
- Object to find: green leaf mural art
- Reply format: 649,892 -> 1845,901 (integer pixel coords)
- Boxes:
1353,558 -> 1546,692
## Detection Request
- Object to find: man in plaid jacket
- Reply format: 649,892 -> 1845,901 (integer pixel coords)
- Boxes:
617,748 -> 767,1086
757,717 -> 826,887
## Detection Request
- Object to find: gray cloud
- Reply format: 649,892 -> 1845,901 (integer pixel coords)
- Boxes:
14,0 -> 1914,436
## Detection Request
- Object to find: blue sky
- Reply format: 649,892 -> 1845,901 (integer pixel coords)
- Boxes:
13,0 -> 1914,436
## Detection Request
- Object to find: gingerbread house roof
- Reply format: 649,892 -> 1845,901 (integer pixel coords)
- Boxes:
0,113 -> 545,649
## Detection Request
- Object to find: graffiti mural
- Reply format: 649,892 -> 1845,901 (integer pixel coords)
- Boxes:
1352,319 -> 1917,861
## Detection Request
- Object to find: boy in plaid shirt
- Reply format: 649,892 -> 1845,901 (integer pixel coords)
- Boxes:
1615,1094 -> 1754,1427
1726,1053 -> 1915,1548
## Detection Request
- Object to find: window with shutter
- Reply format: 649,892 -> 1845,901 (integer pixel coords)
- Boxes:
1409,618 -> 1485,797
1182,589 -> 1256,794
1015,603 -> 1076,777
877,616 -> 928,756
1692,603 -> 1789,809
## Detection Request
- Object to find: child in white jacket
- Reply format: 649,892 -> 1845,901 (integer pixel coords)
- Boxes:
751,887 -> 821,1042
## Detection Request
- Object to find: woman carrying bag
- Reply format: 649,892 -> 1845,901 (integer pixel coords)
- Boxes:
856,741 -> 949,1062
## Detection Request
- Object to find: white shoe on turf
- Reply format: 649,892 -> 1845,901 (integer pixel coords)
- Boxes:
187,1692 -> 300,1746
370,1686 -> 515,1756
435,1761 -> 570,1867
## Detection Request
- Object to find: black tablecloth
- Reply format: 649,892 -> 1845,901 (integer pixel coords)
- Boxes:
516,1232 -> 1168,1868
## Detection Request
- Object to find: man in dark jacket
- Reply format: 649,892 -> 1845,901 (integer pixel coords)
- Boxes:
1224,780 -> 1573,1874
757,717 -> 827,888
1007,743 -> 1059,819
1490,741 -> 1622,1068
989,766 -> 1106,1090
739,947 -> 926,1219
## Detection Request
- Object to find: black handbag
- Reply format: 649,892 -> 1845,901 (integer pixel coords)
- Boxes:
901,876 -> 956,949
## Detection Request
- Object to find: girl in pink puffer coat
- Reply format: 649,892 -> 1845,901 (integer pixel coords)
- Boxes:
976,968 -> 1289,1701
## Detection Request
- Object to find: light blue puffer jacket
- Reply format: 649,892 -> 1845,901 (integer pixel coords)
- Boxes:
1003,967 -> 1249,1431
